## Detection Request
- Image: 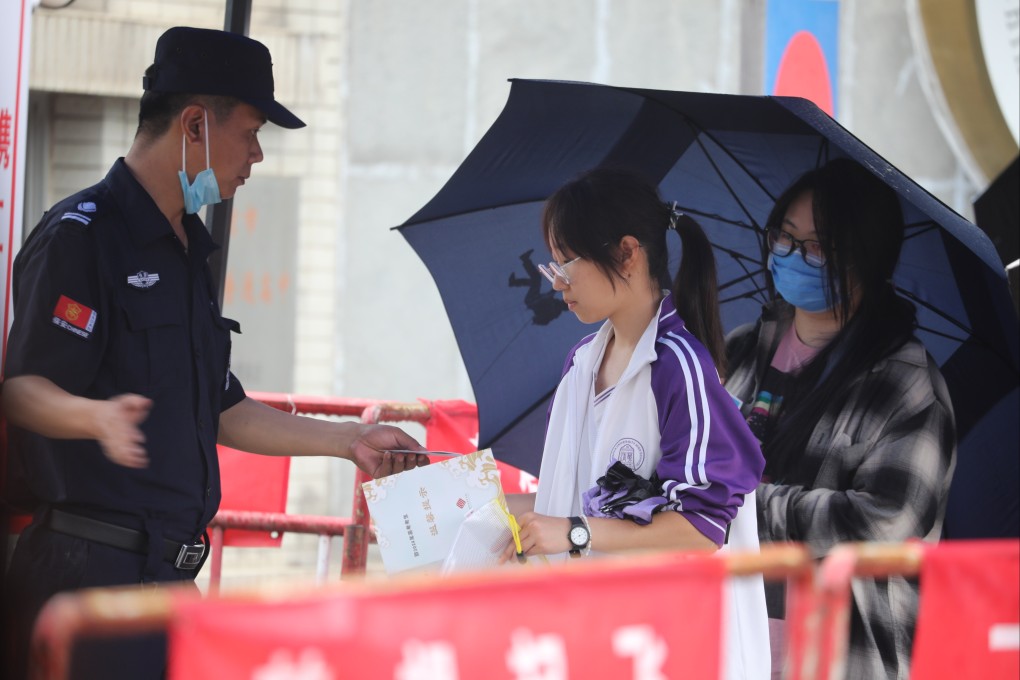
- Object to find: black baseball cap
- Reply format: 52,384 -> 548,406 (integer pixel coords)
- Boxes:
142,26 -> 305,129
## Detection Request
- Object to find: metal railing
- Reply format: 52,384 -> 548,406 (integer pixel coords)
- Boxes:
205,393 -> 432,591
29,543 -> 815,680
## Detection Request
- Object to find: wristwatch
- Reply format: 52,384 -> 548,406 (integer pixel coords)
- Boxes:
567,516 -> 590,557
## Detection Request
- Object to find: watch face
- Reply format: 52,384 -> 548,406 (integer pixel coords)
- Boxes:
569,525 -> 589,547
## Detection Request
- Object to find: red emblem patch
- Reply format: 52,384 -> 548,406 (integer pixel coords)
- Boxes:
51,295 -> 97,339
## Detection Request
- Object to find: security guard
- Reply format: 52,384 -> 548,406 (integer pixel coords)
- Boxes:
1,27 -> 428,679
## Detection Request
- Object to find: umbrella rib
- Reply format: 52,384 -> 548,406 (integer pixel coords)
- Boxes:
718,269 -> 767,291
482,385 -> 558,449
618,87 -> 783,206
897,286 -> 1019,375
474,316 -> 539,383
914,323 -> 969,344
673,205 -> 759,232
815,138 -> 832,168
903,222 -> 939,241
720,288 -> 769,305
895,286 -> 975,335
711,243 -> 766,265
673,205 -> 767,267
689,133 -> 764,231
911,321 -> 1019,375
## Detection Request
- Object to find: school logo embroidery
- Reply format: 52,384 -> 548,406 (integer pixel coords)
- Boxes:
127,271 -> 160,289
610,438 -> 646,471
77,202 -> 97,213
51,295 -> 97,340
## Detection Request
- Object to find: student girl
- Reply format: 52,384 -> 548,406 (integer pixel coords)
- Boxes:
505,167 -> 770,680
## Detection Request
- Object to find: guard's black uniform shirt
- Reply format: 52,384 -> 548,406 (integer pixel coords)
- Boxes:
5,158 -> 245,543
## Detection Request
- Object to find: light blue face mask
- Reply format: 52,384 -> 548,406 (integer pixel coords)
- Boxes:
178,109 -> 222,215
768,253 -> 832,312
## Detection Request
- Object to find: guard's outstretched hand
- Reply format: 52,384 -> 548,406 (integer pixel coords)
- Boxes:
348,424 -> 429,478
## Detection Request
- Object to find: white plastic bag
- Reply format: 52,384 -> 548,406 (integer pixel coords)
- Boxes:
440,498 -> 516,573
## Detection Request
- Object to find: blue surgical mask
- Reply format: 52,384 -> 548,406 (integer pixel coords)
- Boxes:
178,109 -> 221,215
768,253 -> 832,312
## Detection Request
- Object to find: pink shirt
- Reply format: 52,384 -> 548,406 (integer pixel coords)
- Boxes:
771,324 -> 822,374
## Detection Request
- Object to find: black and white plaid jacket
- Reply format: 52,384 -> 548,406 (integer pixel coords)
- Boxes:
725,302 -> 956,680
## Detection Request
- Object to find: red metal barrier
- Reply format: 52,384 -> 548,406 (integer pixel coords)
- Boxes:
815,540 -> 1020,680
206,511 -> 359,595
206,393 -> 432,591
29,544 -> 815,680
29,584 -> 197,680
346,402 -> 431,573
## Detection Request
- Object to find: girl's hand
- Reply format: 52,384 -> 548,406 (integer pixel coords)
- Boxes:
512,512 -> 572,557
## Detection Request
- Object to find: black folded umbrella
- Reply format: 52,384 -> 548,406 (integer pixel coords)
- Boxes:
395,79 -> 1019,538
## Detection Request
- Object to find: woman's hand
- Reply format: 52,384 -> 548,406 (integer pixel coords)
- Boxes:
505,511 -> 572,559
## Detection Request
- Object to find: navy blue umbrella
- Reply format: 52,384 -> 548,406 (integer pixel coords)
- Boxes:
396,79 -> 1019,538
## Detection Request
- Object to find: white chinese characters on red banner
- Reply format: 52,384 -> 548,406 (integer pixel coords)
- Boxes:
170,552 -> 725,680
911,540 -> 1020,679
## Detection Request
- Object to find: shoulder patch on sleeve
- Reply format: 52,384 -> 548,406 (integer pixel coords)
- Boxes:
51,295 -> 98,339
60,212 -> 92,227
59,200 -> 99,227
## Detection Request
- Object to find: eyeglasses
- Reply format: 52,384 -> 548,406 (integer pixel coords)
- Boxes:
767,228 -> 826,268
538,256 -> 583,286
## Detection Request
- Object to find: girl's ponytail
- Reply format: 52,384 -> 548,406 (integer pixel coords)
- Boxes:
670,210 -> 726,378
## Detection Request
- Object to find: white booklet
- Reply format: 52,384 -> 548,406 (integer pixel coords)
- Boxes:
362,449 -> 505,574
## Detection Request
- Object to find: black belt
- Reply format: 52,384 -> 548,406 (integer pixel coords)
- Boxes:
45,508 -> 206,570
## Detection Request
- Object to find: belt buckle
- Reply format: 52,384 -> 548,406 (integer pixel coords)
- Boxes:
175,543 -> 206,570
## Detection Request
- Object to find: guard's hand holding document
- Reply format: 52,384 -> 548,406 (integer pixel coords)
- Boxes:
362,449 -> 523,574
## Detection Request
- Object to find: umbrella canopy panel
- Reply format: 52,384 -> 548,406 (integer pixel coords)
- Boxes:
401,202 -> 580,473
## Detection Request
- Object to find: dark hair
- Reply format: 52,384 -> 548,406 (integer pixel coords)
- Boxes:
541,167 -> 727,375
136,67 -> 242,139
760,158 -> 917,477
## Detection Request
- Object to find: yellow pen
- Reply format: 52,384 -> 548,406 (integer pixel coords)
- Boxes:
498,499 -> 527,564
508,512 -> 527,564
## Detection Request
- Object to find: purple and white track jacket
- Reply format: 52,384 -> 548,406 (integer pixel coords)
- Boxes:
534,292 -> 769,680
535,293 -> 764,545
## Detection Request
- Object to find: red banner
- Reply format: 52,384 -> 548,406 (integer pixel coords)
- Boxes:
170,552 -> 725,680
216,446 -> 290,547
912,540 -> 1020,679
422,399 -> 538,494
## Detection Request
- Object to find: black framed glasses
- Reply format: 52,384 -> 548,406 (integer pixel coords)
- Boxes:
537,256 -> 582,285
767,228 -> 826,268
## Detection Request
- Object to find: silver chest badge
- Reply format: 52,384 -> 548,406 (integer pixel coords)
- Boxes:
127,271 -> 160,289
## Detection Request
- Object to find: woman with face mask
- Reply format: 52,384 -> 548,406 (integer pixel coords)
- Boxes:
723,158 -> 957,680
